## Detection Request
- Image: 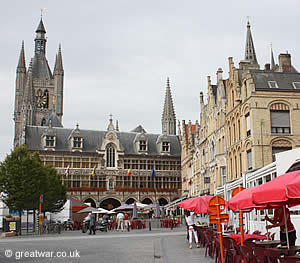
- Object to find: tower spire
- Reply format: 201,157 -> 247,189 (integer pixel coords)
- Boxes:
244,20 -> 258,65
54,44 -> 64,72
271,43 -> 276,70
161,77 -> 176,135
17,41 -> 26,71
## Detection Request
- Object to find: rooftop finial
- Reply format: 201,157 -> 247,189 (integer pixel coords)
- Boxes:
167,77 -> 170,88
76,123 -> 79,129
247,16 -> 250,26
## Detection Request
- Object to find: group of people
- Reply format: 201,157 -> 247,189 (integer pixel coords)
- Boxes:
184,206 -> 297,249
116,212 -> 130,232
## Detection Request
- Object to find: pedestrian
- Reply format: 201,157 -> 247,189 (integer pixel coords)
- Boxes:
124,213 -> 130,232
184,210 -> 199,249
89,213 -> 96,235
265,206 -> 297,246
116,212 -> 124,232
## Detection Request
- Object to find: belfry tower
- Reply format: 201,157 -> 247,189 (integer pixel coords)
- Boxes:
161,78 -> 176,135
13,17 -> 64,148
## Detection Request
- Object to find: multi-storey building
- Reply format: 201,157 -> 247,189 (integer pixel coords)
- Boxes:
181,120 -> 199,197
189,21 -> 300,196
13,18 -> 182,209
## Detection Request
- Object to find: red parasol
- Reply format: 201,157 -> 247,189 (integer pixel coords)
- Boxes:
252,170 -> 300,207
177,195 -> 214,214
286,172 -> 300,199
227,184 -> 267,211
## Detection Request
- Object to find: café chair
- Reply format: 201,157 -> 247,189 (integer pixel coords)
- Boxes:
239,245 -> 258,263
279,256 -> 300,263
253,247 -> 268,263
222,237 -> 242,263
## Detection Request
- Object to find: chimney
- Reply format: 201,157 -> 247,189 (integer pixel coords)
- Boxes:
279,53 -> 291,68
216,68 -> 223,82
264,63 -> 271,71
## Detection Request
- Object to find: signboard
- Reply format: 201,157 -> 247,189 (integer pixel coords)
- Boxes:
209,196 -> 226,214
209,213 -> 229,224
232,186 -> 245,197
9,222 -> 16,231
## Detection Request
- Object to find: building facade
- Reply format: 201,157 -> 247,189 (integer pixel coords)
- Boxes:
13,18 -> 182,209
187,22 -> 300,196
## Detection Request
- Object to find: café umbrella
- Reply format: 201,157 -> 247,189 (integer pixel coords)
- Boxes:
251,170 -> 300,249
252,170 -> 300,207
177,195 -> 214,214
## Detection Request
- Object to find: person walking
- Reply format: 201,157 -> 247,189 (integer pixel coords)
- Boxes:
184,210 -> 199,249
116,212 -> 124,232
265,206 -> 297,246
89,213 -> 96,235
124,213 -> 130,232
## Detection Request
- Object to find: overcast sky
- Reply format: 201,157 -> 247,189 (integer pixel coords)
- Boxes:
1,0 -> 300,161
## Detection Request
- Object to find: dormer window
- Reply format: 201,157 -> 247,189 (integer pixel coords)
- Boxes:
292,82 -> 300,89
45,135 -> 55,147
162,142 -> 170,152
268,81 -> 278,89
139,140 -> 147,151
73,137 -> 82,148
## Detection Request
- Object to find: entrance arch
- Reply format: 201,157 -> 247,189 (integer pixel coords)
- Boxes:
125,198 -> 136,204
142,198 -> 153,204
158,198 -> 168,206
84,198 -> 96,208
100,198 -> 121,210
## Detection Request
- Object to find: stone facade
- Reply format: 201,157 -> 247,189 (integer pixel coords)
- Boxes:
13,18 -> 182,209
188,22 -> 300,196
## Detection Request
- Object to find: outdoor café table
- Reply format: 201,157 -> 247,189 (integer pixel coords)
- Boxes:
230,233 -> 267,245
253,240 -> 281,248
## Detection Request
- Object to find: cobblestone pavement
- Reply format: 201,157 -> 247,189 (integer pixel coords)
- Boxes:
0,227 -> 214,263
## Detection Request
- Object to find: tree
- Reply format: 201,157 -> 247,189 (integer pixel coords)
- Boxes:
0,146 -> 66,234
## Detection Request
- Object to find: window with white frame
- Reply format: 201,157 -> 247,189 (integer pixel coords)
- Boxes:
247,150 -> 252,170
45,135 -> 55,147
270,110 -> 290,134
268,81 -> 278,89
245,112 -> 251,137
292,82 -> 300,89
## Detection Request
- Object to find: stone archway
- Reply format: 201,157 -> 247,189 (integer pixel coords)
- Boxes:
84,198 -> 96,208
100,198 -> 121,210
125,198 -> 136,204
141,198 -> 153,204
158,198 -> 168,206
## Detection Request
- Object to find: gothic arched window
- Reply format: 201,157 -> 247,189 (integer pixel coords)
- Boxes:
106,144 -> 116,167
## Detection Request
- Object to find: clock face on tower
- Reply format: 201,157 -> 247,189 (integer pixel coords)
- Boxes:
36,90 -> 47,108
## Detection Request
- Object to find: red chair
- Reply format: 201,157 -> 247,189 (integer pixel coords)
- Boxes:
253,247 -> 268,263
239,245 -> 257,263
279,256 -> 300,263
222,237 -> 241,263
265,249 -> 287,263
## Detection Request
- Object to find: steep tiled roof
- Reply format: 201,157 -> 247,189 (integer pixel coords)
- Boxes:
252,70 -> 300,90
25,126 -> 181,156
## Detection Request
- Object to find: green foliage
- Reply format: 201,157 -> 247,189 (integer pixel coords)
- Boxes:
0,146 -> 66,213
